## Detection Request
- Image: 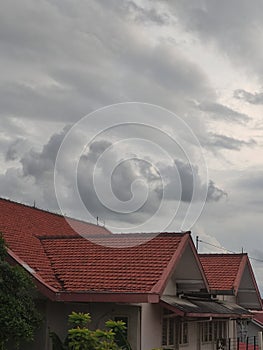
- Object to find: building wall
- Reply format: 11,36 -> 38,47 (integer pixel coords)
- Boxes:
185,321 -> 199,350
247,321 -> 262,339
217,295 -> 237,303
163,277 -> 177,295
141,303 -> 162,350
20,300 -> 141,350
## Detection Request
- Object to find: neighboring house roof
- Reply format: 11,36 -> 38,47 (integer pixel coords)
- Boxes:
251,311 -> 263,327
199,254 -> 244,293
199,253 -> 262,310
0,197 -> 201,303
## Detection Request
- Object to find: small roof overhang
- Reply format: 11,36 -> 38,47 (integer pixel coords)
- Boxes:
160,295 -> 253,319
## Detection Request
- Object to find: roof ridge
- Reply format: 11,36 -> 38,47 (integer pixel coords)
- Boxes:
37,232 -> 189,240
199,253 -> 247,256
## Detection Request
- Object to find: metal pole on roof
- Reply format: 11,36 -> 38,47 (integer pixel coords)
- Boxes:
196,236 -> 199,252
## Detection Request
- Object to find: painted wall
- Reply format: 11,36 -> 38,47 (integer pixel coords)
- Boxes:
163,277 -> 177,295
183,321 -> 199,350
19,300 -> 141,350
217,295 -> 236,303
163,241 -> 206,296
141,303 -> 162,350
238,264 -> 261,310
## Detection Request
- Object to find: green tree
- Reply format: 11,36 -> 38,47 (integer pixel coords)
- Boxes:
0,234 -> 41,349
50,312 -> 131,350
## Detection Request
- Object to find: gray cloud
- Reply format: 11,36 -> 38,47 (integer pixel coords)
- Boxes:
168,0 -> 263,78
5,138 -> 27,161
235,171 -> 263,191
163,159 -> 227,203
234,89 -> 263,105
121,0 -> 171,25
0,124 -> 226,227
197,101 -> 251,124
207,180 -> 227,202
0,0 -> 214,127
21,125 -> 71,181
204,133 -> 256,151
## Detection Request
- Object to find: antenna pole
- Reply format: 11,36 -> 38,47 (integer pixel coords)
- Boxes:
196,236 -> 199,252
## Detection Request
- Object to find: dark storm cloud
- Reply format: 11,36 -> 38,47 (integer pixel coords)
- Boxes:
21,126 -> 71,181
234,89 -> 263,105
197,101 -> 251,124
163,160 -> 227,203
0,124 -> 226,225
204,133 -> 256,151
77,142 -> 163,224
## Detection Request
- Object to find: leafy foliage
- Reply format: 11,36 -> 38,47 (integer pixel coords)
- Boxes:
0,234 -> 41,349
50,312 -> 132,350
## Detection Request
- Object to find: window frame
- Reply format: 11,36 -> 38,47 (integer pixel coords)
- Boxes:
179,322 -> 189,345
162,313 -> 189,349
201,320 -> 227,344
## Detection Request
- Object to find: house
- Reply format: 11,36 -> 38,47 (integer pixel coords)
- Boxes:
199,254 -> 263,344
0,198 -> 257,350
248,311 -> 263,342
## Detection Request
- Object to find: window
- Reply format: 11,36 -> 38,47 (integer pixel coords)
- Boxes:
162,317 -> 175,349
201,321 -> 227,343
179,322 -> 188,344
162,317 -> 188,348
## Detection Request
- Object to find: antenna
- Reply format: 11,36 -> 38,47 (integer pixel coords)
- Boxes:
196,236 -> 199,252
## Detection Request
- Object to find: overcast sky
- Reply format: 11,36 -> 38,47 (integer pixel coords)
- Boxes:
1,0 -> 263,288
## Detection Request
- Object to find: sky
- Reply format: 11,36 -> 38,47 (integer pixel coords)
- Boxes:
1,1 -> 263,287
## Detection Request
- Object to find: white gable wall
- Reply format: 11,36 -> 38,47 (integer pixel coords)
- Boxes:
164,243 -> 207,296
238,263 -> 261,310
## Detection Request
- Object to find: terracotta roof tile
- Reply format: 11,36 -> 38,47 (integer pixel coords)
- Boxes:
252,311 -> 263,326
0,198 -> 111,290
199,253 -> 244,291
40,233 -> 184,292
0,198 -> 187,294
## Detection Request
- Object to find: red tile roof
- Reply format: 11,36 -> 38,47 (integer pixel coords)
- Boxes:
199,253 -> 245,292
0,198 -> 190,301
41,233 -> 185,293
0,198 -> 111,290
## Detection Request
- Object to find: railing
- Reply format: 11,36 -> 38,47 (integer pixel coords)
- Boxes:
216,336 -> 259,350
